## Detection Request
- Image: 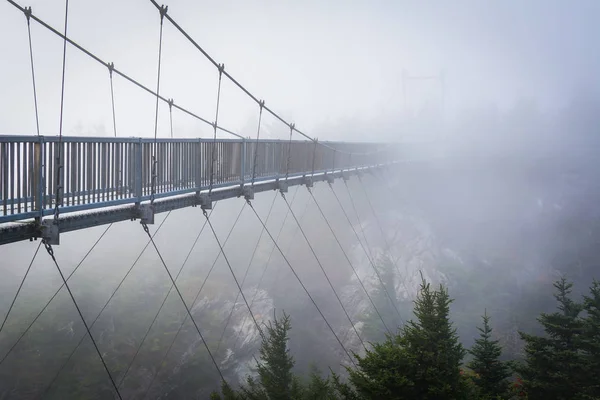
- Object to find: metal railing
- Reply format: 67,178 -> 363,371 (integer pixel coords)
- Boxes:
0,135 -> 398,223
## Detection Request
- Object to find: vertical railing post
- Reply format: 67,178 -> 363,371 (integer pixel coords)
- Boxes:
196,138 -> 202,194
240,138 -> 246,188
34,135 -> 45,221
135,138 -> 143,204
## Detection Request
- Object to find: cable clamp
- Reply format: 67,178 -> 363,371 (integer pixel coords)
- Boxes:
168,98 -> 174,110
259,100 -> 265,110
141,222 -> 150,235
202,208 -> 208,218
218,63 -> 225,75
107,62 -> 115,77
289,123 -> 295,131
159,5 -> 168,20
24,6 -> 32,22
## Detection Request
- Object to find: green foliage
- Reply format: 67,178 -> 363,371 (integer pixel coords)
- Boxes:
212,311 -> 339,400
515,278 -> 598,400
467,311 -> 511,399
344,277 -> 468,399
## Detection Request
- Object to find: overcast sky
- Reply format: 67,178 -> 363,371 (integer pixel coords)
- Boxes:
1,0 -> 598,142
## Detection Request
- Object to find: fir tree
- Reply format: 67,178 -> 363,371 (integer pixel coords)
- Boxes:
581,280 -> 600,398
467,311 -> 511,399
344,278 -> 468,399
516,278 -> 585,400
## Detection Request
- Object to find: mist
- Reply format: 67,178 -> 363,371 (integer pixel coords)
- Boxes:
1,0 -> 600,398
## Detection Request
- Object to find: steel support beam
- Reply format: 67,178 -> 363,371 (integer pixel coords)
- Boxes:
0,163 -> 393,245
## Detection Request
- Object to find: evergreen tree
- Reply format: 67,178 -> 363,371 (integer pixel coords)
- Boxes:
467,311 -> 511,399
581,280 -> 600,398
516,278 -> 585,400
343,278 -> 468,399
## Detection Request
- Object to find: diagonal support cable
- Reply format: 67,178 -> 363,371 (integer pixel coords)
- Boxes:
42,213 -> 172,394
0,224 -> 113,365
215,191 -> 277,353
203,206 -> 265,346
247,197 -> 357,367
116,207 -> 215,389
41,241 -> 122,399
307,187 -> 392,336
141,221 -> 225,381
230,185 -> 302,351
331,182 -> 404,325
143,202 -> 245,397
0,241 -> 41,335
282,189 -> 366,351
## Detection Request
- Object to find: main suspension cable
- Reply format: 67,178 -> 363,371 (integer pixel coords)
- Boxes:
247,198 -> 357,367
0,224 -> 113,366
5,0 -> 242,139
215,191 -> 277,353
330,182 -> 404,324
141,221 -> 225,381
42,214 -> 172,394
0,241 -> 41,335
282,189 -> 366,351
116,207 -> 215,389
143,202 -> 245,397
41,240 -> 122,399
307,187 -> 392,336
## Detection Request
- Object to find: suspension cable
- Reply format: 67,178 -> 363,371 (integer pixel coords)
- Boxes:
285,123 -> 294,181
231,185 -> 302,351
147,0 -> 392,158
143,202 -> 245,397
307,187 -> 392,336
246,198 -> 357,367
282,189 -> 366,351
141,221 -> 225,381
42,214 -> 172,394
209,64 -> 224,196
108,63 -> 117,137
215,191 -> 277,353
150,5 -> 167,206
41,240 -> 122,399
330,182 -> 404,324
23,7 -> 40,136
0,241 -> 41,335
52,0 -> 68,223
7,0 -> 243,139
116,207 -> 215,389
168,98 -> 174,138
0,224 -> 113,366
251,100 -> 264,186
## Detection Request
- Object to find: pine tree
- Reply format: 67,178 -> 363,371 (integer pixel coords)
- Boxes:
467,311 -> 511,399
516,278 -> 585,400
344,278 -> 468,399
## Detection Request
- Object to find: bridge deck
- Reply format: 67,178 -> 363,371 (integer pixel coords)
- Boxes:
0,135 -> 400,245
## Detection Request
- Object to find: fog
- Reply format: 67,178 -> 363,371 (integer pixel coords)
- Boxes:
1,0 -> 600,398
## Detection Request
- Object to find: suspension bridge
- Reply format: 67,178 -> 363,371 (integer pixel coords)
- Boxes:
0,1 -> 432,398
